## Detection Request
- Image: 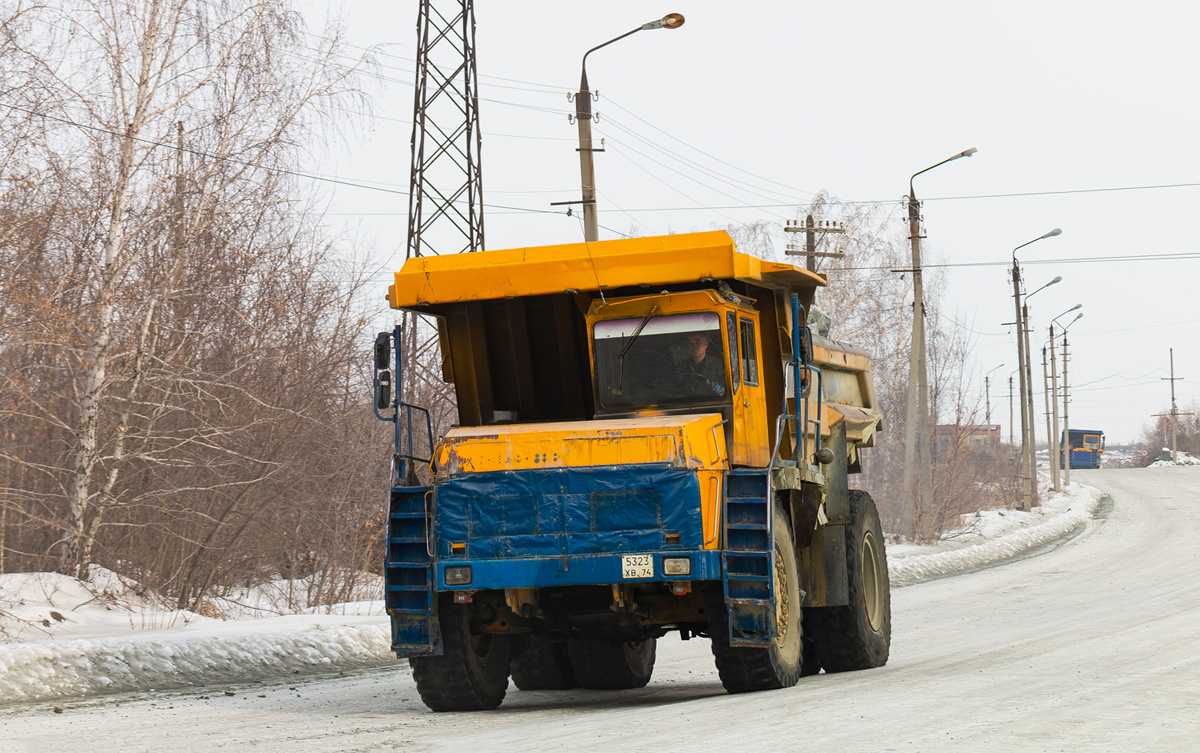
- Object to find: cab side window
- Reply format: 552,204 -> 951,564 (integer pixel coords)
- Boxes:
739,318 -> 758,386
726,311 -> 740,394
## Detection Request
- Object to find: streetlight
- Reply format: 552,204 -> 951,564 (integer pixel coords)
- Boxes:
1022,273 -> 1059,507
1049,304 -> 1082,491
571,14 -> 685,242
900,147 -> 977,541
1059,312 -> 1083,486
1011,228 -> 1062,512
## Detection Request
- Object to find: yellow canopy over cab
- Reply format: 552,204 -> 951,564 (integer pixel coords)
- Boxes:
389,230 -> 825,309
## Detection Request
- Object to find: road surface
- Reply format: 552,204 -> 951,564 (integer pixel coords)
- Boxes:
2,468 -> 1197,752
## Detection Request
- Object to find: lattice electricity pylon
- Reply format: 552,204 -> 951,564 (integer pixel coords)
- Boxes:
407,0 -> 485,257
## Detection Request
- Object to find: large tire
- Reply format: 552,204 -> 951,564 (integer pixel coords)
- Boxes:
707,507 -> 803,693
808,489 -> 891,672
510,633 -> 579,690
566,637 -> 656,690
409,594 -> 512,711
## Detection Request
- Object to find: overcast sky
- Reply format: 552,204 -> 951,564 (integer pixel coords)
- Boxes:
306,0 -> 1198,445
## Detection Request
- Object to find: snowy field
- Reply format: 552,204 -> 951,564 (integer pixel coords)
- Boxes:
0,480 -> 1116,704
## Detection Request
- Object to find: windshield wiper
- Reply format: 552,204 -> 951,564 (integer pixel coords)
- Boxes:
617,304 -> 659,391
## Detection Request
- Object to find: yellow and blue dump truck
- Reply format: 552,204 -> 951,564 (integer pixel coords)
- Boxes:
372,230 -> 889,711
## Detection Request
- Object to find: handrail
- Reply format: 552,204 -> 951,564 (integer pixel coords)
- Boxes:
399,402 -> 435,463
768,294 -> 824,472
373,324 -> 435,486
798,366 -> 825,467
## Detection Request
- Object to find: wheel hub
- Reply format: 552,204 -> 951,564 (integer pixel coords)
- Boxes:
773,543 -> 790,647
862,530 -> 883,631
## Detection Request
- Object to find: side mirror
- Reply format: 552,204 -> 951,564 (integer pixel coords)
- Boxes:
374,332 -> 391,371
375,370 -> 392,410
799,325 -> 815,365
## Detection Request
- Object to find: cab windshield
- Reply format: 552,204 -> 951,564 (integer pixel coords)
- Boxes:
593,311 -> 728,411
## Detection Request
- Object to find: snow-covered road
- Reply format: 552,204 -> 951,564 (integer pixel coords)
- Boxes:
2,467 -> 1197,752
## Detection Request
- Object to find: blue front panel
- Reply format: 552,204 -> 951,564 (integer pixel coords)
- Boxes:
433,463 -> 704,559
437,550 -> 723,590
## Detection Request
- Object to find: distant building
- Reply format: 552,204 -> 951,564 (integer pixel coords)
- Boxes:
935,424 -> 1002,450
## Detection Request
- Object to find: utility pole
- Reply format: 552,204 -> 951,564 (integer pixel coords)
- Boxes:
900,148 -> 976,540
902,191 -> 932,540
1061,334 -> 1071,485
1042,346 -> 1053,490
1154,348 -> 1190,462
1011,262 -> 1032,511
1008,374 -> 1015,446
1049,325 -> 1061,491
1022,298 -> 1039,508
986,375 -> 993,425
1009,233 -> 1061,510
571,72 -> 600,241
785,215 -> 844,272
558,14 -> 685,241
984,363 -> 1003,435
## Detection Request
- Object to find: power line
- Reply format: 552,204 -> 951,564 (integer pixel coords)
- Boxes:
1,101 -> 567,218
840,251 -> 1200,272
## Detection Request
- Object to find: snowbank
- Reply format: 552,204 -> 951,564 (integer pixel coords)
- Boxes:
1147,450 -> 1200,467
0,615 -> 390,702
1,482 -> 1109,704
887,483 -> 1105,586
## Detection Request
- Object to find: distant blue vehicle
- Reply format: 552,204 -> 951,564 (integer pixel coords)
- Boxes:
1062,429 -> 1104,469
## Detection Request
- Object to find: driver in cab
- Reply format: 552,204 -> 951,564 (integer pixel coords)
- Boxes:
681,332 -> 726,396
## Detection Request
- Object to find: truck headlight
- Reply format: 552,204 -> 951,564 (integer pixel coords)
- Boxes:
662,557 -> 691,576
444,566 -> 473,586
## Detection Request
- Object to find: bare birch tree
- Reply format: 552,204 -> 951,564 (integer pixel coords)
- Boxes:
0,0 -> 378,587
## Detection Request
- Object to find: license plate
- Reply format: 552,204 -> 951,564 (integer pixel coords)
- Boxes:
621,554 -> 654,579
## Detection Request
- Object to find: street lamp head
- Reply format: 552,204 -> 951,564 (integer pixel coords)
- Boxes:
911,146 -> 979,189
642,13 -> 685,30
1053,304 -> 1083,328
1014,227 -> 1063,260
1027,275 -> 1061,301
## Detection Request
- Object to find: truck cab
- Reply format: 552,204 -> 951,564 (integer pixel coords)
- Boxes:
588,289 -> 768,466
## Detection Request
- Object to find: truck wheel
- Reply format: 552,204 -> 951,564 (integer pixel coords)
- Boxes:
808,489 -> 891,672
566,638 -> 656,689
510,634 -> 579,690
409,594 -> 511,711
707,507 -> 803,693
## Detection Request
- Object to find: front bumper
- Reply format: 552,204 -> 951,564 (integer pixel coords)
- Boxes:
434,549 -> 723,591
